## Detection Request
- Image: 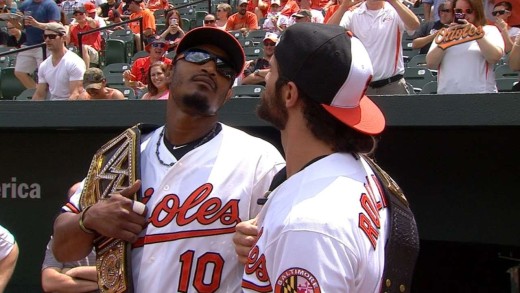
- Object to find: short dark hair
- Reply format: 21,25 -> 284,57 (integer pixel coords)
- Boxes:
299,92 -> 377,154
494,1 -> 512,10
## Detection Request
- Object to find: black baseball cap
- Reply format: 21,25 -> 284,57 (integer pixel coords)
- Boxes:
176,27 -> 245,76
275,23 -> 385,135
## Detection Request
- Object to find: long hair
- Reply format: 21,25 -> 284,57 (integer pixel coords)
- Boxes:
165,9 -> 183,29
453,0 -> 487,26
216,3 -> 232,18
147,61 -> 170,96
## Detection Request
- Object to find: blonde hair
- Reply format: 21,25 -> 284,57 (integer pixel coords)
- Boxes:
216,3 -> 232,18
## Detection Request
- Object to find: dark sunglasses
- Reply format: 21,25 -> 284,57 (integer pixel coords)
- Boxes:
440,8 -> 451,13
492,9 -> 509,16
177,49 -> 236,80
151,42 -> 167,48
454,8 -> 474,14
263,41 -> 276,46
43,34 -> 60,40
204,19 -> 216,24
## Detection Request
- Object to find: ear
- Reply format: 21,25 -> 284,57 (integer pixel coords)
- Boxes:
284,81 -> 300,108
224,87 -> 233,103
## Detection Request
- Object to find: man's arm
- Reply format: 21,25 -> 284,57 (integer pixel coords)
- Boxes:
32,83 -> 49,100
0,242 -> 18,292
509,36 -> 520,70
42,267 -> 98,293
68,80 -> 84,100
52,181 -> 146,262
423,2 -> 432,22
387,0 -> 420,31
412,32 -> 437,49
64,265 -> 97,281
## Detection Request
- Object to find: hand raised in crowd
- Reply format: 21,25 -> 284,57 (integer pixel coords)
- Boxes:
233,218 -> 258,264
494,17 -> 508,33
82,180 -> 147,243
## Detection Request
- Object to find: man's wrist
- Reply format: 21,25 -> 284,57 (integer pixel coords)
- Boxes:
79,205 -> 95,234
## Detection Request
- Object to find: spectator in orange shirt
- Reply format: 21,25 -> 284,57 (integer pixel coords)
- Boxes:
226,0 -> 259,31
68,5 -> 102,68
126,0 -> 156,51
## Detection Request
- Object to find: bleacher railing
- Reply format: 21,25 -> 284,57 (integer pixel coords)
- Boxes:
166,0 -> 212,14
77,17 -> 144,59
0,42 -> 47,60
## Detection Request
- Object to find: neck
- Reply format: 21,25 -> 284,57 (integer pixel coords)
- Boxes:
281,115 -> 334,178
150,55 -> 162,62
51,46 -> 67,60
165,108 -> 219,145
365,0 -> 384,10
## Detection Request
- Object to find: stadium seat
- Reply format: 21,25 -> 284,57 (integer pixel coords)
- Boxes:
0,67 -> 26,100
194,10 -> 208,28
228,30 -> 245,39
420,81 -> 438,94
246,30 -> 267,44
407,54 -> 427,68
243,46 -> 263,60
129,51 -> 149,63
239,38 -> 255,47
494,64 -> 519,79
402,39 -> 420,63
181,18 -> 191,30
111,85 -> 137,99
231,85 -> 265,98
104,39 -> 128,65
109,29 -> 135,62
105,74 -> 126,87
15,88 -> 35,100
166,50 -> 176,60
0,56 -> 10,69
404,66 -> 436,93
495,78 -> 518,92
103,63 -> 132,76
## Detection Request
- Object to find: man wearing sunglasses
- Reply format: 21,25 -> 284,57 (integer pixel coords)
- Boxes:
493,1 -> 519,53
241,32 -> 278,86
52,27 -> 284,293
412,1 -> 454,54
32,23 -> 86,100
68,5 -> 103,69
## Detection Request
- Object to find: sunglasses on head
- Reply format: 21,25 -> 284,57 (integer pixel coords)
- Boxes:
454,8 -> 474,14
44,34 -> 60,40
177,49 -> 236,80
492,9 -> 509,16
204,19 -> 216,24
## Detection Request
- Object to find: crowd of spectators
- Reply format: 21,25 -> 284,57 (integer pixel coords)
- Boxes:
0,0 -> 519,100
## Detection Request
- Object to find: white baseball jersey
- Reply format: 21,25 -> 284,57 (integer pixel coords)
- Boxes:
63,124 -> 285,293
242,153 -> 389,292
0,225 -> 16,261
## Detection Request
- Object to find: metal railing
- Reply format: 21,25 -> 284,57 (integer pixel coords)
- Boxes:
77,17 -> 143,60
0,42 -> 47,60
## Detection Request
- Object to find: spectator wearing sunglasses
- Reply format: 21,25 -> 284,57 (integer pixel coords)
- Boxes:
203,13 -> 218,27
68,5 -> 102,69
492,1 -> 519,52
0,22 -> 26,48
52,26 -> 284,293
123,38 -> 173,90
33,23 -> 86,100
241,32 -> 277,86
412,1 -> 454,54
426,0 -> 504,93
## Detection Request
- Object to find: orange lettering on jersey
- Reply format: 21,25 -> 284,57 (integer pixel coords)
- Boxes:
360,193 -> 380,228
150,183 -> 240,228
358,213 -> 378,249
243,228 -> 273,292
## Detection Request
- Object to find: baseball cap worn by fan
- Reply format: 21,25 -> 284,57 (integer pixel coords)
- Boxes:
292,9 -> 312,18
83,2 -> 97,13
83,68 -> 105,90
45,23 -> 67,35
238,0 -> 248,5
263,32 -> 279,43
176,27 -> 246,76
275,23 -> 385,135
271,0 -> 281,5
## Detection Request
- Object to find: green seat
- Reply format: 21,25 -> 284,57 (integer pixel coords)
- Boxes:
104,39 -> 128,65
0,67 -> 26,100
105,74 -> 126,87
404,66 -> 437,93
243,46 -> 263,61
495,78 -> 518,92
420,81 -> 437,94
111,85 -> 137,99
0,56 -> 10,69
231,85 -> 265,98
181,18 -> 191,30
129,51 -> 149,64
245,30 -> 266,44
194,10 -> 208,28
15,88 -> 35,100
103,63 -> 132,76
406,54 -> 427,68
109,29 -> 135,62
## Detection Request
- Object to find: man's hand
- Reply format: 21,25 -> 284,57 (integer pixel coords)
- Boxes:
82,181 -> 147,243
233,218 -> 258,264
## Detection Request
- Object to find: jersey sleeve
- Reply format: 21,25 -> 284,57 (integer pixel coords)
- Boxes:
264,230 -> 360,292
0,225 -> 15,261
60,180 -> 85,214
339,10 -> 352,29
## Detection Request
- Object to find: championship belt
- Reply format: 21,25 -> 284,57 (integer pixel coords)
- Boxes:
434,24 -> 484,50
79,124 -> 155,293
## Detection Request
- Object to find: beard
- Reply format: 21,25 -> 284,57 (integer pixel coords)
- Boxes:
256,86 -> 288,130
179,92 -> 218,116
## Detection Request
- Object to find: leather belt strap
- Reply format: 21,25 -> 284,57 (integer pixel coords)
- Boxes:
363,155 -> 420,293
369,74 -> 404,88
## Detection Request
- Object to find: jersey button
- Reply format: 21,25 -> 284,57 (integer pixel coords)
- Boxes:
164,185 -> 170,191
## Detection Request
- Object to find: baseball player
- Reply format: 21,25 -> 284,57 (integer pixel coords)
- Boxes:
52,27 -> 285,292
240,23 -> 391,292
